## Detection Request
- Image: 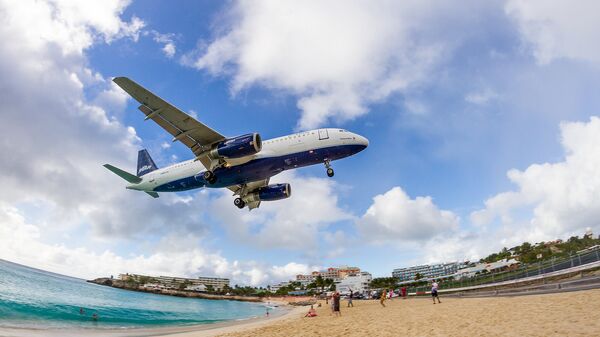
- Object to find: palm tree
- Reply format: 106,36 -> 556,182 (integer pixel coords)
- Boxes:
315,275 -> 325,293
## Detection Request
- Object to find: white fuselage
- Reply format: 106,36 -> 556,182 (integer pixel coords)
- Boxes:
128,128 -> 368,192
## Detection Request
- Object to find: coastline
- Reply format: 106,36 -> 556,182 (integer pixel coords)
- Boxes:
4,289 -> 600,336
87,278 -> 263,303
0,301 -> 304,337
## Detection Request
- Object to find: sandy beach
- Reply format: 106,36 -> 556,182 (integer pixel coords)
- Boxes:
3,290 -> 600,337
197,289 -> 600,337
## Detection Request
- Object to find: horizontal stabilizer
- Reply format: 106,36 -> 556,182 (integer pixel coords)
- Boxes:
103,164 -> 142,184
145,191 -> 159,198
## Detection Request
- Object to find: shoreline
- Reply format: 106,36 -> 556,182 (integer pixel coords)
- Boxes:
87,278 -> 263,303
0,301 -> 304,337
4,289 -> 600,336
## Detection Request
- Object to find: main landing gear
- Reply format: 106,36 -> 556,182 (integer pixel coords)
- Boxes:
324,159 -> 334,177
234,197 -> 245,209
203,170 -> 216,184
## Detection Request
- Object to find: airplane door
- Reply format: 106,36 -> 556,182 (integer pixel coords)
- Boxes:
318,129 -> 329,140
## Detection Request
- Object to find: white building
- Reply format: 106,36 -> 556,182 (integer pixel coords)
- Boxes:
335,272 -> 372,294
392,262 -> 469,281
185,284 -> 207,292
454,259 -> 519,279
268,281 -> 289,293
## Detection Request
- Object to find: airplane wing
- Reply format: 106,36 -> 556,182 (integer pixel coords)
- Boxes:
227,179 -> 269,210
113,77 -> 226,162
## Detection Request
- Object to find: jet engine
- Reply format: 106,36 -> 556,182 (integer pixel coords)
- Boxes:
244,183 -> 291,203
209,133 -> 261,159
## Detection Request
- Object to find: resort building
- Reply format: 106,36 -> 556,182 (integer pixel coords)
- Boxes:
454,259 -> 519,279
392,262 -> 469,281
268,281 -> 290,293
335,272 -> 372,294
296,266 -> 361,283
119,273 -> 229,290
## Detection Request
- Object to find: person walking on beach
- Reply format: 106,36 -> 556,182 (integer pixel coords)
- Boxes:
431,280 -> 441,304
347,289 -> 354,307
332,291 -> 341,317
401,286 -> 407,299
380,289 -> 387,307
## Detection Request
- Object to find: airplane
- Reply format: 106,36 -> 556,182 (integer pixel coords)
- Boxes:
104,77 -> 369,210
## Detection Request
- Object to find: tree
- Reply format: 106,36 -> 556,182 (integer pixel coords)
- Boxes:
369,277 -> 399,289
315,275 -> 325,293
414,273 -> 423,281
178,281 -> 191,290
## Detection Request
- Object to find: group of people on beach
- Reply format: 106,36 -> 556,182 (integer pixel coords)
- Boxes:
306,280 -> 442,317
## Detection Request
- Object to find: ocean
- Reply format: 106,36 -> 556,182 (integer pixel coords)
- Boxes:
0,260 -> 270,329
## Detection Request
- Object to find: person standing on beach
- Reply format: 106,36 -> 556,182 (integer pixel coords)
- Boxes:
380,289 -> 387,307
333,291 -> 341,317
347,289 -> 354,307
431,280 -> 441,304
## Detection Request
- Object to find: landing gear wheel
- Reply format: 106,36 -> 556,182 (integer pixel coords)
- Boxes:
327,168 -> 335,177
203,171 -> 216,184
234,198 -> 245,209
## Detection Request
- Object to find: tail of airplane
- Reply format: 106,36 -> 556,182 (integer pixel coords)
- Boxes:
137,149 -> 158,176
103,149 -> 160,199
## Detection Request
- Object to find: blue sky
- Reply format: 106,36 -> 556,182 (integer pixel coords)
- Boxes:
1,0 -> 600,285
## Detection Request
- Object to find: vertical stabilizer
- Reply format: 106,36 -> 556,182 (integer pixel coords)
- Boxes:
137,149 -> 158,176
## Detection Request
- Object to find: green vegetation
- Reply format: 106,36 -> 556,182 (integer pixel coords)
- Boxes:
273,281 -> 302,295
481,235 -> 600,264
369,277 -> 399,290
305,275 -> 335,293
178,280 -> 191,290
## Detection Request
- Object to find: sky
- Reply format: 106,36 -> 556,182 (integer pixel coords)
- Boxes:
1,0 -> 600,286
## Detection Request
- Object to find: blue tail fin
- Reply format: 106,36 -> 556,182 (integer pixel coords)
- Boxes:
137,149 -> 158,176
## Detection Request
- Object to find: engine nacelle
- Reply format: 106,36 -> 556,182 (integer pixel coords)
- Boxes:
209,133 -> 262,159
244,183 -> 291,203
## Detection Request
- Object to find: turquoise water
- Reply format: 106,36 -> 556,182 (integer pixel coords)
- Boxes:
0,260 -> 270,329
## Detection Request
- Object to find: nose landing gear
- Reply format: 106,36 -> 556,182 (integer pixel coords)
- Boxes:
324,159 -> 334,177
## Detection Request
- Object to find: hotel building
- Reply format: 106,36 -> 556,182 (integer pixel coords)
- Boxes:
296,266 -> 361,284
392,262 -> 468,281
119,273 -> 230,290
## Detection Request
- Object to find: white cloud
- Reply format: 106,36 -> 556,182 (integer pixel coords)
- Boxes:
0,0 -> 314,287
148,30 -> 177,58
506,0 -> 600,65
211,171 -> 352,253
189,0 -> 475,129
465,88 -> 499,105
0,203 -> 313,286
471,116 -> 600,243
357,186 -> 459,244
